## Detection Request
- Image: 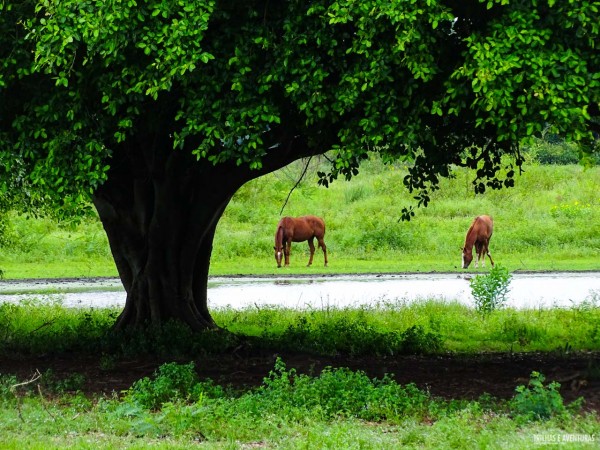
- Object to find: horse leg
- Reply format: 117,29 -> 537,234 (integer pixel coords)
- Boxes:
307,238 -> 315,267
284,240 -> 291,267
317,237 -> 328,266
485,241 -> 495,267
475,242 -> 483,268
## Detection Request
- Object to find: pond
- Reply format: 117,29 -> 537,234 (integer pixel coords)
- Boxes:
0,272 -> 598,310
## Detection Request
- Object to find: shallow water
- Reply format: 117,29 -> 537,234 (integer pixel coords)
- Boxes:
0,272 -> 599,310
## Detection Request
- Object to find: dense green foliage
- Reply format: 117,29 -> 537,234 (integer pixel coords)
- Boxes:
1,357 -> 597,448
2,0 -> 599,329
1,1 -> 598,215
509,371 -> 582,423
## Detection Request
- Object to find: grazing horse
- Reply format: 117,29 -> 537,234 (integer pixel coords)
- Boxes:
274,215 -> 328,268
462,215 -> 495,269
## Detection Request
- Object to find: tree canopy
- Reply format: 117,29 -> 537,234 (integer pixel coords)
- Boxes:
1,0 -> 598,330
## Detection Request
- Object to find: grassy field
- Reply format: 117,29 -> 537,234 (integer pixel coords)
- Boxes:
1,361 -> 597,449
1,301 -> 599,449
1,156 -> 599,448
0,156 -> 599,279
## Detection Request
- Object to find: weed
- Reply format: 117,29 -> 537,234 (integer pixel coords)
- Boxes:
0,374 -> 18,403
509,371 -> 582,422
123,362 -> 214,410
550,201 -> 593,219
470,265 -> 512,315
258,358 -> 430,422
41,369 -> 86,394
99,354 -> 116,371
399,325 -> 443,354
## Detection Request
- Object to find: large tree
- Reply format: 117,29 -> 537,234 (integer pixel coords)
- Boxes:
1,1 -> 598,331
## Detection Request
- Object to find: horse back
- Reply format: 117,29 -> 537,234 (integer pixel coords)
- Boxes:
473,215 -> 493,240
284,215 -> 325,241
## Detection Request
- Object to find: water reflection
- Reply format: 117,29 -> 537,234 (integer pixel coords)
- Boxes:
0,272 -> 598,310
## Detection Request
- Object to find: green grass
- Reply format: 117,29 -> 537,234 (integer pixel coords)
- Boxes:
2,296 -> 599,358
1,355 -> 598,449
1,154 -> 599,448
0,157 -> 599,279
1,283 -> 599,447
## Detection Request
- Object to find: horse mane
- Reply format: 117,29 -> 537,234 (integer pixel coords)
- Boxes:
275,224 -> 284,249
464,217 -> 478,247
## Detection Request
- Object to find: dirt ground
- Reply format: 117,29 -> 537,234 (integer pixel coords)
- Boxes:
3,350 -> 599,413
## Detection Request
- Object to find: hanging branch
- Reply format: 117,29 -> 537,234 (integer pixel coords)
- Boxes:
279,156 -> 312,216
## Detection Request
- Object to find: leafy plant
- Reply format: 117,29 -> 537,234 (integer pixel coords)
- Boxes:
258,358 -> 430,422
0,374 -> 18,403
470,265 -> 512,315
525,139 -> 583,165
41,369 -> 86,394
399,325 -> 443,354
509,371 -> 582,422
269,316 -> 443,356
123,362 -> 200,410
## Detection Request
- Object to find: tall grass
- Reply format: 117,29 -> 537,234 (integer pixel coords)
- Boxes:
2,297 -> 599,357
0,155 -> 599,278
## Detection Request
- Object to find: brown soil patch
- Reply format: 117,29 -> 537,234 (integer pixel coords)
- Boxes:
3,350 -> 599,412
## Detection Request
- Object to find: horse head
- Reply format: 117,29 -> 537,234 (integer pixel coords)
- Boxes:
462,247 -> 473,269
274,246 -> 283,268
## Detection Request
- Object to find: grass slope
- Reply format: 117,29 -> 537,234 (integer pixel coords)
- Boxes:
0,157 -> 598,278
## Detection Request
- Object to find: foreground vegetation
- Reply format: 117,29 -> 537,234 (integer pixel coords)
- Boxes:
2,294 -> 600,358
2,359 -> 597,449
0,156 -> 599,279
1,300 -> 599,448
0,148 -> 599,447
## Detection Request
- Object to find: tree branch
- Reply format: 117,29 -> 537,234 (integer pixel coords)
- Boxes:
279,156 -> 312,216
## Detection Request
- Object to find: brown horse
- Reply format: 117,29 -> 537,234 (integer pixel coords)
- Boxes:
462,215 -> 495,269
274,215 -> 328,268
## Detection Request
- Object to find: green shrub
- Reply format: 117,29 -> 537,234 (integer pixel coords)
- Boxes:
0,374 -> 18,403
41,369 -> 86,394
270,316 -> 443,356
123,362 -> 200,410
470,265 -> 512,315
258,358 -> 430,422
399,324 -> 443,354
525,140 -> 582,165
509,371 -> 582,422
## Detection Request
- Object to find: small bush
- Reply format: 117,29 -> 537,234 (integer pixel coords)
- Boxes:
258,358 -> 430,422
0,374 -> 18,403
41,369 -> 86,394
399,325 -> 443,354
526,140 -> 582,165
124,362 -> 199,410
270,316 -> 443,356
509,371 -> 582,422
470,265 -> 512,315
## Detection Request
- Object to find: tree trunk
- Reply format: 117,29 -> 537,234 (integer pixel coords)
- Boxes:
93,154 -> 231,330
92,126 -> 313,331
